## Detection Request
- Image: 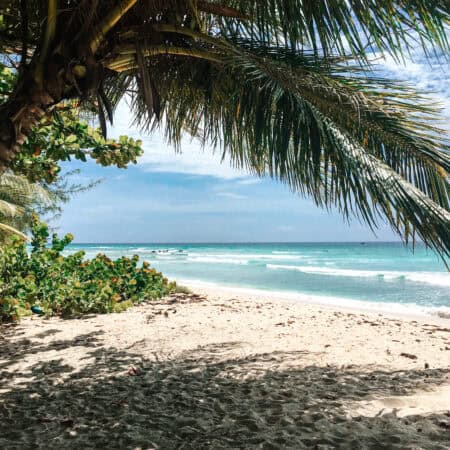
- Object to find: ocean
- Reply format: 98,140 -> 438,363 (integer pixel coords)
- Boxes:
64,242 -> 450,316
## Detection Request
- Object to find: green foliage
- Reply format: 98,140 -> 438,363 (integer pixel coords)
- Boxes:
0,64 -> 143,184
12,104 -> 143,184
0,219 -> 176,322
0,63 -> 15,103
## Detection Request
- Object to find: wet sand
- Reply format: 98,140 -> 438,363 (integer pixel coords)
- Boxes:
0,288 -> 449,449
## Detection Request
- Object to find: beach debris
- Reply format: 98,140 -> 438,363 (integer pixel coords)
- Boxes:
127,366 -> 138,376
60,417 -> 75,427
400,352 -> 418,360
161,292 -> 207,305
111,397 -> 128,406
31,305 -> 45,315
40,415 -> 74,427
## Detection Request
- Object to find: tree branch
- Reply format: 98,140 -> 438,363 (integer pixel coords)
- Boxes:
0,222 -> 29,241
151,24 -> 226,48
35,0 -> 57,86
105,46 -> 222,72
90,0 -> 138,53
197,1 -> 248,19
19,0 -> 28,73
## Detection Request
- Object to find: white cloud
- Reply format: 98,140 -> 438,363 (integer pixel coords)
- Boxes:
373,49 -> 450,125
277,225 -> 295,232
138,137 -> 248,179
109,101 -> 249,180
236,178 -> 262,185
215,192 -> 247,200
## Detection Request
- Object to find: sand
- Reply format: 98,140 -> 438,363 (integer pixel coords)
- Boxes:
0,285 -> 449,449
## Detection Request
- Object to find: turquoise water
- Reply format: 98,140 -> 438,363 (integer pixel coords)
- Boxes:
64,243 -> 450,313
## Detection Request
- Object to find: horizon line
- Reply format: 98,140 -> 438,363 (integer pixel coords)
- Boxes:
68,240 -> 408,245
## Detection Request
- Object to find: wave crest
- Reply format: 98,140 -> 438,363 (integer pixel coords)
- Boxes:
188,257 -> 249,265
266,264 -> 450,287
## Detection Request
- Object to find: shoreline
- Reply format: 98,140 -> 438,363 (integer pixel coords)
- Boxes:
181,279 -> 450,326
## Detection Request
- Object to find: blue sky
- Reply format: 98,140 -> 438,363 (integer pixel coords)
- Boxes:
56,46 -> 450,243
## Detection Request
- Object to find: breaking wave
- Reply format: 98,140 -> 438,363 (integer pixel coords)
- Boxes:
266,265 -> 450,287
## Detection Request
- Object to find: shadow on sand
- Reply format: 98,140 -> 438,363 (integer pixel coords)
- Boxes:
0,333 -> 449,449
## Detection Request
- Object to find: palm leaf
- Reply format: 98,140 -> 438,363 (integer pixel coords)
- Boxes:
0,172 -> 53,241
133,43 -> 449,256
215,0 -> 450,60
0,222 -> 28,240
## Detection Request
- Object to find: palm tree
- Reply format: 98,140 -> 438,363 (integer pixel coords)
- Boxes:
0,172 -> 52,240
0,1 -> 449,256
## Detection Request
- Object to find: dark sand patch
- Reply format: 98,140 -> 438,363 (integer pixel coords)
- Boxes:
1,292 -> 449,449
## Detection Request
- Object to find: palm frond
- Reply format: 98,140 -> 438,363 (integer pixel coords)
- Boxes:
215,0 -> 450,59
0,199 -> 24,218
225,47 -> 450,206
0,222 -> 28,240
0,172 -> 52,206
0,172 -> 53,240
130,43 -> 449,256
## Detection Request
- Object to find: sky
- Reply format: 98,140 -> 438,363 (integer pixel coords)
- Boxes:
56,44 -> 450,243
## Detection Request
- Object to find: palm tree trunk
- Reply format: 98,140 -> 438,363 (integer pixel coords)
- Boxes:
0,83 -> 54,173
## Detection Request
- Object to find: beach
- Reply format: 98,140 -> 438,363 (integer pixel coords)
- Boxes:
1,285 -> 449,449
2,2 -> 450,449
64,242 -> 450,316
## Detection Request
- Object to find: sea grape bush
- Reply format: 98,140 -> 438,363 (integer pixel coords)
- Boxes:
1,64 -> 143,185
0,219 -> 175,322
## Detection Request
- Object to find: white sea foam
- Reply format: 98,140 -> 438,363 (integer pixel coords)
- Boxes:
404,272 -> 450,287
191,253 -> 307,261
179,279 -> 450,321
188,257 -> 249,265
272,251 -> 300,254
259,254 -> 308,260
186,252 -> 314,264
266,264 -> 450,287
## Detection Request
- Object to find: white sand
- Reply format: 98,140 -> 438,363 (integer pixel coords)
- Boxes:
0,286 -> 449,449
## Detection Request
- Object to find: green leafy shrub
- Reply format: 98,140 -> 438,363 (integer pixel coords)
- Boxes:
1,63 -> 143,185
0,218 -> 175,322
